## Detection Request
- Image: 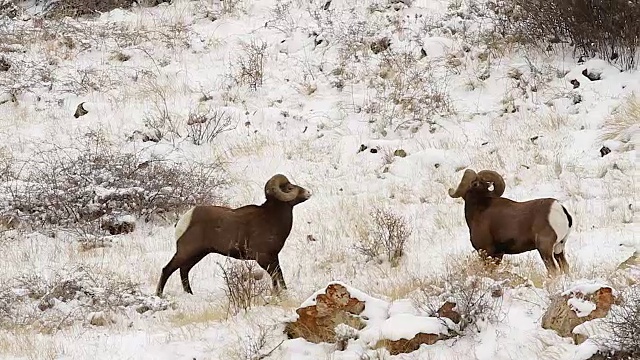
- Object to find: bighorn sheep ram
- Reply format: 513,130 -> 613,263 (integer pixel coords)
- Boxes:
448,169 -> 574,276
155,174 -> 312,297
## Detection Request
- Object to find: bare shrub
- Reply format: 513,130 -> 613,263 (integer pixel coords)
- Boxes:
414,255 -> 505,333
600,285 -> 640,357
0,130 -> 227,232
0,265 -> 169,332
354,206 -> 412,267
495,0 -> 640,69
229,323 -> 284,360
222,0 -> 245,15
365,49 -> 453,134
42,0 -> 134,19
0,0 -> 18,18
219,260 -> 272,317
233,39 -> 268,90
186,106 -> 237,145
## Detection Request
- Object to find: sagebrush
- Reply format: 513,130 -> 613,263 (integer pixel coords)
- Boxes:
219,260 -> 272,317
602,285 -> 640,357
0,131 -> 227,231
0,265 -> 168,332
354,206 -> 412,267
494,0 -> 640,69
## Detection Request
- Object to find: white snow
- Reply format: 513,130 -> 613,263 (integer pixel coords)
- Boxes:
358,313 -> 450,344
568,297 -> 598,318
562,280 -> 616,297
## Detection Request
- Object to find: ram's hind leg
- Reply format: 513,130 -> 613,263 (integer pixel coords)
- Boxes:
537,239 -> 560,277
180,252 -> 208,295
553,235 -> 570,274
554,251 -> 570,274
156,254 -> 185,297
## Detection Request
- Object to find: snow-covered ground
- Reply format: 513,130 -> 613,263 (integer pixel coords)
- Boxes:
0,0 -> 638,359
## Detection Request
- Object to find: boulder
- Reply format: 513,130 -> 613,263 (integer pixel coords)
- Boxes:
284,283 -> 367,343
541,282 -> 616,343
437,301 -> 461,324
284,282 -> 456,355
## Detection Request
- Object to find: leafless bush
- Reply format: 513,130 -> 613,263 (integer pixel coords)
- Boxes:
354,206 -> 412,267
414,255 -> 505,333
42,0 -> 134,19
365,49 -> 453,134
233,39 -> 268,90
266,0 -> 299,36
0,130 -> 227,232
0,0 -> 18,18
186,107 -> 237,145
601,285 -> 640,357
219,259 -> 271,317
0,265 -> 169,332
494,0 -> 640,69
222,0 -> 245,15
230,324 -> 284,360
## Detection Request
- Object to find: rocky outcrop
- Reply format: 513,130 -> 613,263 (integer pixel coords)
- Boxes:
284,282 -> 456,355
284,283 -> 366,344
542,282 -> 616,344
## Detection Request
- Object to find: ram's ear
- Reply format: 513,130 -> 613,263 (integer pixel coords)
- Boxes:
478,170 -> 505,197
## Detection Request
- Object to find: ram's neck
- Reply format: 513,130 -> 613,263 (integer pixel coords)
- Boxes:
261,200 -> 294,242
463,195 -> 492,224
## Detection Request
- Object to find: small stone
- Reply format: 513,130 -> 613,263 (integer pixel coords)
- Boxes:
88,311 -> 110,326
370,148 -> 378,154
491,284 -> 504,298
582,68 -> 601,81
600,146 -> 611,157
370,37 -> 391,54
0,57 -> 10,72
136,305 -> 151,314
570,79 -> 580,89
393,149 -> 407,157
507,67 -> 523,80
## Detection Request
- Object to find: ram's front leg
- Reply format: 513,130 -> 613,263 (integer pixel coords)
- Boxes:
257,255 -> 287,292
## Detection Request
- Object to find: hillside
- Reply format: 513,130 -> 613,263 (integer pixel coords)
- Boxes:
0,0 -> 638,359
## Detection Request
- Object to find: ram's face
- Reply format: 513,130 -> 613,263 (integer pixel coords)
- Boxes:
468,178 -> 491,194
286,184 -> 312,206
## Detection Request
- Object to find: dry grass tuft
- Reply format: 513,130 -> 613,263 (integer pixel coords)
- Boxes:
599,94 -> 640,151
168,303 -> 228,327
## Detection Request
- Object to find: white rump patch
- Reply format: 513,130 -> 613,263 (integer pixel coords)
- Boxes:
175,207 -> 195,240
549,201 -> 571,254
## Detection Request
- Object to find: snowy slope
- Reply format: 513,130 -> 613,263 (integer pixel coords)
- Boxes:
0,0 -> 638,359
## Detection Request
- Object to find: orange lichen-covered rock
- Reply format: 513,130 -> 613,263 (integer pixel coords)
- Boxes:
284,283 -> 366,343
542,282 -> 616,343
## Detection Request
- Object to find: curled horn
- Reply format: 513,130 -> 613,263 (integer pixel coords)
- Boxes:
265,174 -> 298,202
477,170 -> 505,197
448,169 -> 478,198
